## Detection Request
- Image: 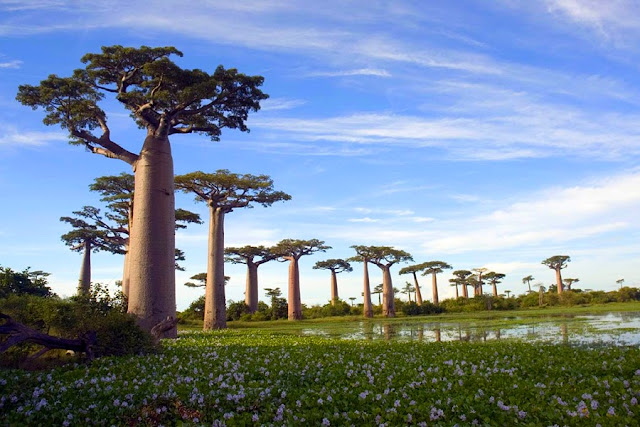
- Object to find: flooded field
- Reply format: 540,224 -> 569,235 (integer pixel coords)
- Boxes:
283,311 -> 640,345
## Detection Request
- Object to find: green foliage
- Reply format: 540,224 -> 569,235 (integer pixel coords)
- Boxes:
400,301 -> 444,315
303,300 -> 352,319
0,266 -> 54,299
225,245 -> 277,265
350,245 -> 413,266
227,301 -> 250,321
60,206 -> 127,255
313,259 -> 352,273
272,239 -> 331,259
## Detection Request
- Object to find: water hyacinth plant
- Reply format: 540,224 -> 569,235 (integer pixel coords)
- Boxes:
1,330 -> 639,425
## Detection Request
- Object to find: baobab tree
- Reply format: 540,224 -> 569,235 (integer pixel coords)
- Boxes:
175,170 -> 290,329
90,173 -> 201,298
273,239 -> 330,320
183,273 -> 229,288
348,297 -> 357,306
522,275 -> 534,293
421,261 -> 452,305
449,278 -> 460,298
452,270 -> 473,299
60,206 -> 125,294
313,259 -> 352,305
484,272 -> 506,297
534,283 -> 546,307
401,282 -> 415,302
347,251 -> 375,318
542,255 -> 571,295
616,278 -> 625,289
472,268 -> 488,296
563,278 -> 579,291
504,290 -> 512,298
18,45 -> 268,336
352,246 -> 412,317
372,284 -> 383,306
225,245 -> 278,313
398,263 -> 427,305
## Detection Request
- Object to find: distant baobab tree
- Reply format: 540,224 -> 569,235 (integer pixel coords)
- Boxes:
563,278 -> 579,291
504,290 -> 512,298
452,270 -> 473,298
449,278 -> 461,298
399,263 -> 427,305
484,272 -> 506,297
225,245 -> 278,313
616,278 -> 625,289
348,297 -> 357,306
542,255 -> 571,295
313,259 -> 352,305
372,284 -> 383,306
175,170 -> 291,330
472,268 -> 488,296
273,239 -> 330,320
401,282 -> 415,302
522,275 -> 534,293
421,261 -> 452,305
348,249 -> 376,318
534,283 -> 546,306
184,273 -> 229,288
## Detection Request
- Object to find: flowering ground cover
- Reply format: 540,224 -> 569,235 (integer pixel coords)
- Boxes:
1,330 -> 639,426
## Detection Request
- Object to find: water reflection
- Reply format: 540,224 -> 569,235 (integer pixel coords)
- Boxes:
298,311 -> 640,345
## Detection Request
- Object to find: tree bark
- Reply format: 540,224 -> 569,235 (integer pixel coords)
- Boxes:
455,285 -> 459,299
127,135 -> 176,338
492,283 -> 498,297
462,282 -> 468,298
362,260 -> 373,318
287,257 -> 302,320
78,241 -> 92,295
121,243 -> 130,299
204,206 -> 226,330
556,268 -> 563,294
412,272 -> 423,305
330,270 -> 338,305
432,273 -> 439,305
245,262 -> 259,313
381,266 -> 395,318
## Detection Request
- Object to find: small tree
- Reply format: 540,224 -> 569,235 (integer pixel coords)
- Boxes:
484,272 -> 506,297
401,282 -> 415,302
352,246 -> 412,317
175,170 -> 290,330
542,255 -> 571,295
472,267 -> 488,296
264,287 -> 286,320
348,297 -> 357,306
347,252 -> 374,318
60,206 -> 126,294
616,278 -> 625,289
563,278 -> 579,291
0,266 -> 53,298
313,259 -> 352,305
225,245 -> 278,313
272,239 -> 330,320
421,261 -> 452,305
398,263 -> 427,305
449,278 -> 460,298
452,270 -> 473,299
372,284 -> 383,306
522,275 -> 534,293
18,45 -> 268,337
504,290 -> 512,298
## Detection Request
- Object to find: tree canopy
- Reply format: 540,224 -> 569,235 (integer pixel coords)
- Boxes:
542,255 -> 571,270
273,239 -> 331,260
0,266 -> 54,298
313,259 -> 353,273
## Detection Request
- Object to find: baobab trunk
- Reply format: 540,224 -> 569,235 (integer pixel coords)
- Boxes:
462,283 -> 468,298
381,266 -> 395,318
454,285 -> 459,299
432,273 -> 439,305
204,206 -> 226,329
287,257 -> 302,320
330,269 -> 338,305
493,283 -> 498,297
78,241 -> 91,295
555,269 -> 563,294
245,262 -> 259,313
127,135 -> 176,338
362,260 -> 373,318
412,272 -> 423,305
121,243 -> 130,299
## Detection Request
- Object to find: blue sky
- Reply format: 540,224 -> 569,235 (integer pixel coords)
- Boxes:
1,0 -> 639,310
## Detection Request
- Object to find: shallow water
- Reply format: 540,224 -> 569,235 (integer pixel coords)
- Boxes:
293,311 -> 640,345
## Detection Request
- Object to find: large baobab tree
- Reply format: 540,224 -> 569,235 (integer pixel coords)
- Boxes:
225,245 -> 278,313
484,272 -> 506,297
522,275 -> 534,293
399,263 -> 427,305
60,206 -> 126,294
313,259 -> 352,305
542,255 -> 571,295
175,170 -> 290,329
347,252 -> 374,318
472,267 -> 488,296
352,246 -> 412,317
563,278 -> 579,291
452,270 -> 473,299
90,173 -> 201,298
273,239 -> 330,320
421,261 -> 452,305
18,46 -> 268,336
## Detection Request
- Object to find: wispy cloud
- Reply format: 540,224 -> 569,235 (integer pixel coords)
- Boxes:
0,128 -> 67,146
308,68 -> 391,78
260,97 -> 306,111
0,59 -> 22,68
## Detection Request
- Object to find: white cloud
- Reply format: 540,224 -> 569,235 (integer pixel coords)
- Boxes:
0,59 -> 22,68
0,128 -> 67,146
260,98 -> 306,111
348,217 -> 379,223
308,68 -> 391,77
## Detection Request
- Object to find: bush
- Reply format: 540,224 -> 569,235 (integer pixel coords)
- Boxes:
401,301 -> 444,316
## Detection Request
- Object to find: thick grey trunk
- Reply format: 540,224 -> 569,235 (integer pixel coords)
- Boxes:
127,135 -> 176,338
381,266 -> 395,318
288,257 -> 302,320
78,241 -> 91,295
492,283 -> 498,297
245,262 -> 259,313
455,285 -> 459,299
121,244 -> 130,299
330,270 -> 338,305
556,269 -> 563,294
362,261 -> 373,318
204,206 -> 226,330
412,272 -> 423,306
432,273 -> 439,305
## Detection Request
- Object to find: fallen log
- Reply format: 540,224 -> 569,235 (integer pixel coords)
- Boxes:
0,313 -> 96,360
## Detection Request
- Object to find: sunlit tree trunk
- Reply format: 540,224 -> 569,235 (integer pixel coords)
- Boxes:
78,241 -> 92,295
462,283 -> 468,298
362,260 -> 373,318
330,269 -> 338,305
127,135 -> 176,338
412,272 -> 423,305
556,269 -> 563,294
204,206 -> 226,329
382,266 -> 395,318
432,273 -> 439,305
121,244 -> 130,299
493,283 -> 498,297
454,284 -> 459,299
245,262 -> 259,313
287,257 -> 302,320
